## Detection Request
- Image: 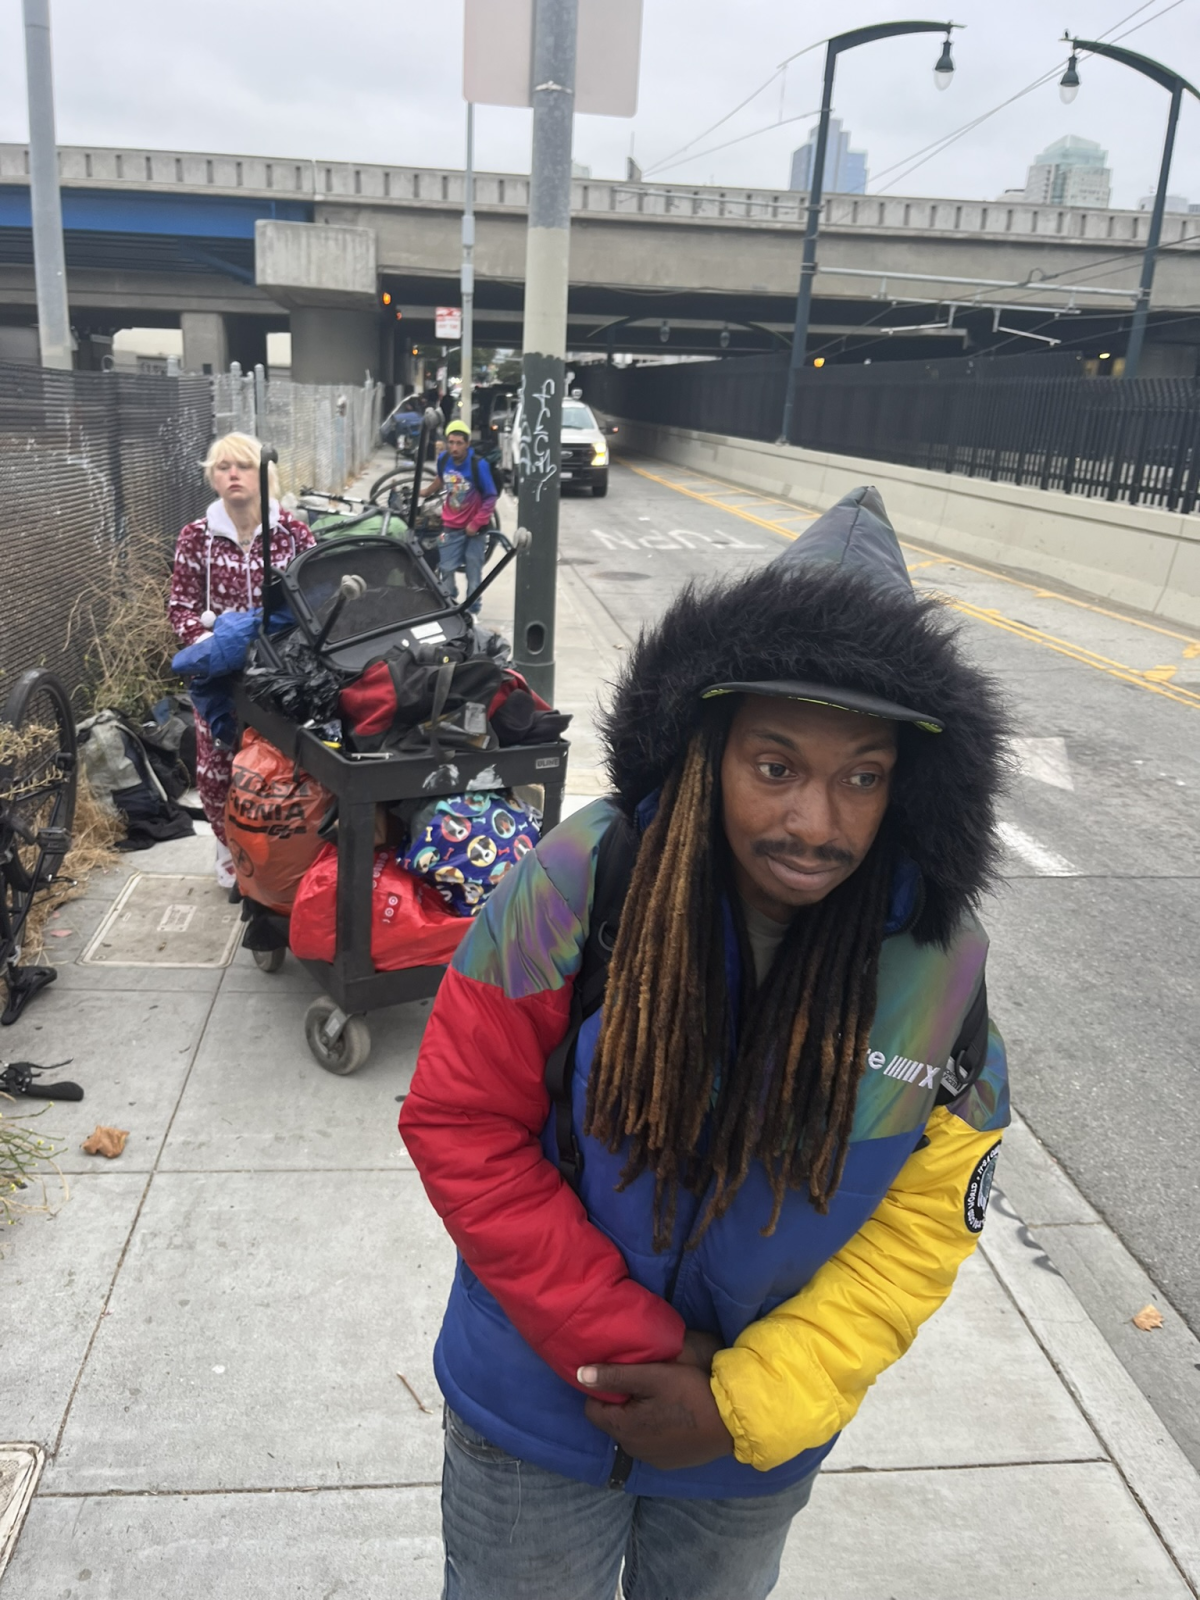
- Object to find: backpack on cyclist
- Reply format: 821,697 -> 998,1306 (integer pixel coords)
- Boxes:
543,810 -> 993,1194
435,447 -> 501,528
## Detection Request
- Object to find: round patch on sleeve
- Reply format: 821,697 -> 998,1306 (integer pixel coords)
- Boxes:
964,1141 -> 1002,1234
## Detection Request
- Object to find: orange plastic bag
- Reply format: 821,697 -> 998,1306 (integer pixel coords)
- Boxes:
289,843 -> 469,970
225,730 -> 332,913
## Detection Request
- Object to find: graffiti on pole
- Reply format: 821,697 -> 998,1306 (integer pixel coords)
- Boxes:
518,369 -> 558,502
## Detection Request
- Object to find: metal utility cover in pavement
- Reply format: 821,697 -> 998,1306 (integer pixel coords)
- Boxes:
0,1444 -> 44,1579
81,875 -> 242,968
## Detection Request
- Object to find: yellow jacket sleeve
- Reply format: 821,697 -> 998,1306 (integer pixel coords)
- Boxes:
709,1105 -> 1003,1471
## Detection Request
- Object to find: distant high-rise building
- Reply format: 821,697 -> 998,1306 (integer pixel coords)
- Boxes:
1138,192 -> 1191,213
1021,135 -> 1111,207
789,118 -> 867,194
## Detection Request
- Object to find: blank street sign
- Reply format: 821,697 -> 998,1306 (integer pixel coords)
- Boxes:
464,0 -> 643,118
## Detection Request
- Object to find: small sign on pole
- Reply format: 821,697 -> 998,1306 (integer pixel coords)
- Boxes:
464,0 -> 642,117
435,306 -> 463,340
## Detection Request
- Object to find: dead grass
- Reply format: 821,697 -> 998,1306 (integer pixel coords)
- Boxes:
69,529 -> 180,720
0,722 -> 59,806
0,1097 -> 67,1227
18,773 -> 122,963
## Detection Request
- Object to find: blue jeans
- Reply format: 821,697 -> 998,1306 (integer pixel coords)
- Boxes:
439,526 -> 486,613
441,1409 -> 816,1600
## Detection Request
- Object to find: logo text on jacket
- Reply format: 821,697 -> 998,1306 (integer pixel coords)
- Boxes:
867,1050 -> 939,1090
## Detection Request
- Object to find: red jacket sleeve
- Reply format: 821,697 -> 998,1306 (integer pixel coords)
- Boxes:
400,831 -> 685,1388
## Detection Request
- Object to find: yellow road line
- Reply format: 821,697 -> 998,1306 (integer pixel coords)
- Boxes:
947,600 -> 1200,713
624,457 -> 1200,714
626,462 -> 808,541
622,457 -> 1200,654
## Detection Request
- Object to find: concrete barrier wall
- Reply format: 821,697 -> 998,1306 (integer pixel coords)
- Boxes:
616,419 -> 1200,632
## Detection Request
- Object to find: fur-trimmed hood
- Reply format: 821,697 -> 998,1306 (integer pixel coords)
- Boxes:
600,486 -> 1011,945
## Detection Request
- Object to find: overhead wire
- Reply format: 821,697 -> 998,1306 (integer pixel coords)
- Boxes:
646,107 -> 825,178
642,39 -> 824,177
871,0 -> 1192,194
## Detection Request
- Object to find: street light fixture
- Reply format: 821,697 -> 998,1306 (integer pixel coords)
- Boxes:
1059,53 -> 1080,103
934,34 -> 955,89
1059,34 -> 1200,380
779,20 -> 963,443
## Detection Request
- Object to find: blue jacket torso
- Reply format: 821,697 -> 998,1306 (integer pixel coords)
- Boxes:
432,827 -> 1002,1499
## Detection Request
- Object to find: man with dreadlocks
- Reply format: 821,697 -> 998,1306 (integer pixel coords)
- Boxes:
401,486 -> 1011,1600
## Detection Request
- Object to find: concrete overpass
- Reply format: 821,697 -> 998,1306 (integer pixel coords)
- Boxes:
1,142 -> 1198,379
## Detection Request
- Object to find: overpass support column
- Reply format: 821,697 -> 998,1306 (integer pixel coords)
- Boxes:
288,308 -> 379,385
255,220 -> 380,387
181,312 -> 228,375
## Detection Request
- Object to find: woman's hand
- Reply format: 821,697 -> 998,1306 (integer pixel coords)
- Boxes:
577,1330 -> 734,1471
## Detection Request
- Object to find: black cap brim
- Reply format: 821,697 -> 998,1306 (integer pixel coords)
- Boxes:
701,679 -> 944,734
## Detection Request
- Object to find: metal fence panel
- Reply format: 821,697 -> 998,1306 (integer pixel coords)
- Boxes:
211,368 -> 383,497
0,363 -> 214,707
581,356 -> 1200,515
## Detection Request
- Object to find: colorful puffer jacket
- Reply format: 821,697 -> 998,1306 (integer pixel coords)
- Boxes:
402,483 -> 1012,1499
401,797 -> 1009,1498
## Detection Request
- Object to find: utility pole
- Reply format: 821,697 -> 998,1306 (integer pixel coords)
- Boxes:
513,0 -> 578,703
23,0 -> 72,370
460,102 -> 476,425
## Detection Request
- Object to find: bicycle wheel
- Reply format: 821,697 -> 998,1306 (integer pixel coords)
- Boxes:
0,670 -> 78,956
369,465 -> 416,504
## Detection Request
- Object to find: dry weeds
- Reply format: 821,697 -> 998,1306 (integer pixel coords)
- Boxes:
69,529 -> 180,719
19,773 -> 122,963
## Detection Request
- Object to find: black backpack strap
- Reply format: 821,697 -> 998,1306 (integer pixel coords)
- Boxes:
544,808 -> 638,1191
937,969 -> 990,1105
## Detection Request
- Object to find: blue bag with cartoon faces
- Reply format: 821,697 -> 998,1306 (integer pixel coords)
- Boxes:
401,791 -> 540,916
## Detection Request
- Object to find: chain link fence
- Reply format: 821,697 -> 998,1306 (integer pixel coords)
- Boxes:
212,366 -> 383,498
0,363 -> 214,709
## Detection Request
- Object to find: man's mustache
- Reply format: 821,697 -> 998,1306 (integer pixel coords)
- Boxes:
751,839 -> 856,868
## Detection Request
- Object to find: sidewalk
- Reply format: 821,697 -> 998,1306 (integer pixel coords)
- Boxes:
2,478 -> 1198,1597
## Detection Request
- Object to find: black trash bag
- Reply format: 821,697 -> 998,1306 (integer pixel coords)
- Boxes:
243,629 -> 351,726
490,689 -> 572,748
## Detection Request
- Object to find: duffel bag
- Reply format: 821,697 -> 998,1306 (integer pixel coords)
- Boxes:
339,650 -> 503,753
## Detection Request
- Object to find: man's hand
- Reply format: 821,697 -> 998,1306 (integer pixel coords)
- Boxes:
577,1332 -> 734,1471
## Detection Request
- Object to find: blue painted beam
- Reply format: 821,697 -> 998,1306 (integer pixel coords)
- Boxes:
0,186 -> 311,237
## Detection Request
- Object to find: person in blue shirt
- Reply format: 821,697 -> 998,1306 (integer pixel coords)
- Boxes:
423,419 -> 499,614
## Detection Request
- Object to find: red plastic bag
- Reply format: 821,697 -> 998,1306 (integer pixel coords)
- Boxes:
225,730 -> 332,914
289,843 -> 469,970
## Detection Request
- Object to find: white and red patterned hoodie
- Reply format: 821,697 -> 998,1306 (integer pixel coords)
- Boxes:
168,499 -> 314,646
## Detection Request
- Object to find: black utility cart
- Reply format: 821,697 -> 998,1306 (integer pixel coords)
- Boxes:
234,687 -> 568,1074
231,444 -> 569,1075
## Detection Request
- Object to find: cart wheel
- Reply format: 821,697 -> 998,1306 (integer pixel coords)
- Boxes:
304,996 -> 371,1076
252,946 -> 286,974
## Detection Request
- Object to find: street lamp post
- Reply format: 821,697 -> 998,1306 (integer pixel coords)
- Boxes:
778,21 -> 961,444
1061,38 -> 1199,381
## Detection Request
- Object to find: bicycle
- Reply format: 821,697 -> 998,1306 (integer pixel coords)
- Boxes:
0,669 -> 78,1026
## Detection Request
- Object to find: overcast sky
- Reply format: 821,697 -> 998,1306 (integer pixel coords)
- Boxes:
0,0 -> 1196,210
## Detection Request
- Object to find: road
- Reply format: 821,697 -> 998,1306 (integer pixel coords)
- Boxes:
550,455 -> 1200,1359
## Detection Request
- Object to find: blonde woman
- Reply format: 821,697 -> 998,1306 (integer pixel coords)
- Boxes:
169,433 -> 313,888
